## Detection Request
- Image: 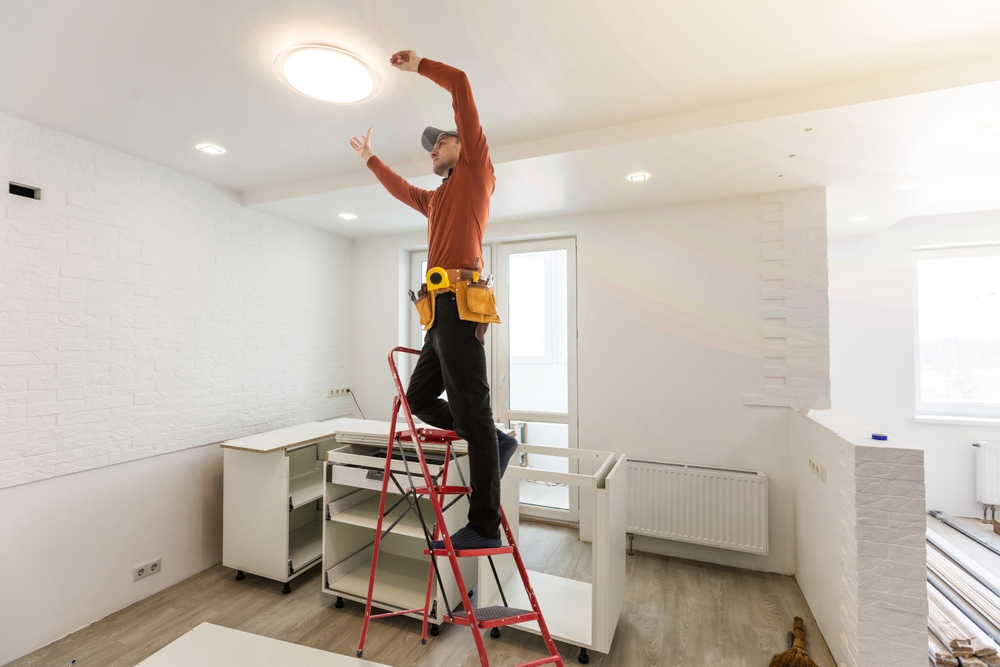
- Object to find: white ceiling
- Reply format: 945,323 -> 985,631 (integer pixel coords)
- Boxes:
3,0 -> 1000,238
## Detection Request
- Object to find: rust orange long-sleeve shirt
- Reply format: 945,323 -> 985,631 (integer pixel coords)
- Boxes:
366,58 -> 495,273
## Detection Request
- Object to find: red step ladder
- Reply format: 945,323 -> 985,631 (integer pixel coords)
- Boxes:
356,346 -> 565,667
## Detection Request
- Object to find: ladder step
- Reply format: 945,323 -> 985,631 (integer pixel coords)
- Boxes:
448,605 -> 537,628
424,546 -> 514,557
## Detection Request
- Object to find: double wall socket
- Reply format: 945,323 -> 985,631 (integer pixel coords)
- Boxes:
328,387 -> 350,397
133,558 -> 161,582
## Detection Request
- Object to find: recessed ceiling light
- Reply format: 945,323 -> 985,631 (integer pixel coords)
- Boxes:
274,45 -> 381,104
627,172 -> 649,182
895,183 -> 917,191
338,213 -> 358,220
849,215 -> 870,223
196,143 -> 225,155
979,124 -> 1000,135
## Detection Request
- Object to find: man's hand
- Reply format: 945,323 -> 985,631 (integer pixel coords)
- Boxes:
350,127 -> 374,162
389,50 -> 421,73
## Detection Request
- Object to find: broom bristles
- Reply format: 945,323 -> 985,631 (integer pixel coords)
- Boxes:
768,617 -> 820,667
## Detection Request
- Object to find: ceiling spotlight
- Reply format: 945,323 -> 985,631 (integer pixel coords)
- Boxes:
895,183 -> 917,191
275,45 -> 381,104
849,215 -> 870,223
196,143 -> 225,155
627,172 -> 649,182
338,213 -> 358,220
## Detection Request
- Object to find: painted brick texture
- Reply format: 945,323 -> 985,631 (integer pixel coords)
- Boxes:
0,111 -> 352,488
746,189 -> 831,410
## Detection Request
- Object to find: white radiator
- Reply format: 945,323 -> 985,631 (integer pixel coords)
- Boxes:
975,442 -> 1000,505
626,459 -> 768,555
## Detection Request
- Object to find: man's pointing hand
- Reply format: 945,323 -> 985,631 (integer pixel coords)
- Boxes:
350,127 -> 374,162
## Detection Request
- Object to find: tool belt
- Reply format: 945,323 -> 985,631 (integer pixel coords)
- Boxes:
409,265 -> 501,331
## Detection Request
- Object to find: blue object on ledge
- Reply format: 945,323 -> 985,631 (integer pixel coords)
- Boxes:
872,433 -> 888,441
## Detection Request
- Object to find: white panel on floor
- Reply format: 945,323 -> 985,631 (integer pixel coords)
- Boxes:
135,623 -> 389,667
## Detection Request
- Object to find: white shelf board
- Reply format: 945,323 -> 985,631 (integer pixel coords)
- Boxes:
290,471 -> 324,509
289,520 -> 322,573
135,622 -> 389,667
326,552 -> 429,612
330,495 -> 430,540
480,570 -> 592,648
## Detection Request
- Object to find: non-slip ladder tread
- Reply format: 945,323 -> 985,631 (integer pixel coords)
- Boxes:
451,605 -> 535,622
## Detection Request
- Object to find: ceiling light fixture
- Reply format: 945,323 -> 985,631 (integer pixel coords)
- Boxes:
274,45 -> 381,104
627,172 -> 649,182
338,213 -> 358,220
979,125 -> 1000,135
196,143 -> 225,155
849,215 -> 870,223
895,183 -> 917,191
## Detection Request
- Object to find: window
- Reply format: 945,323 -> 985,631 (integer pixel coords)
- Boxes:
914,244 -> 1000,419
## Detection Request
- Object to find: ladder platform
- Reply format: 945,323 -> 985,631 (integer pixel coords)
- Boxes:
411,485 -> 472,496
423,546 -> 514,557
448,605 -> 537,628
398,428 -> 459,444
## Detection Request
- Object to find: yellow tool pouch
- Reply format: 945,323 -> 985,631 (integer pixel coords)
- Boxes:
455,281 -> 501,324
413,290 -> 435,330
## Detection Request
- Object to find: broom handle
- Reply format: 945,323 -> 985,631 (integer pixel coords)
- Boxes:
792,617 -> 806,651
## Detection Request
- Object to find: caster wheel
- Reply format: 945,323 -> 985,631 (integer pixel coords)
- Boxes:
282,582 -> 291,595
235,570 -> 245,581
335,596 -> 345,608
579,647 -> 590,664
490,627 -> 501,639
429,624 -> 440,636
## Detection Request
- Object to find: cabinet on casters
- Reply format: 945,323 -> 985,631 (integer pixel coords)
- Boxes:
222,422 -> 344,593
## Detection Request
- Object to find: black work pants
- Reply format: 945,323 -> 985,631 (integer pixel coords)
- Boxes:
405,292 -> 501,540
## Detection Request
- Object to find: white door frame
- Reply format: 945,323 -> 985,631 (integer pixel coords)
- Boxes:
493,237 -> 579,523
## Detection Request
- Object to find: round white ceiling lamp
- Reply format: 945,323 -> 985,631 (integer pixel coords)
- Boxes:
274,45 -> 381,104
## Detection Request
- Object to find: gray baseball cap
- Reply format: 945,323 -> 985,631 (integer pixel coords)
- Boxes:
421,126 -> 458,152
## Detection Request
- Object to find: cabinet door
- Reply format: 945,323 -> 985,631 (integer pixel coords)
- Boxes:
222,449 -> 289,580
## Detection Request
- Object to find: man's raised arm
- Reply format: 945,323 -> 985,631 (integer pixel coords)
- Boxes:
390,51 -> 489,170
350,126 -> 432,216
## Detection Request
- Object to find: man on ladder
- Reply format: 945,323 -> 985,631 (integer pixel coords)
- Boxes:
350,50 -> 517,551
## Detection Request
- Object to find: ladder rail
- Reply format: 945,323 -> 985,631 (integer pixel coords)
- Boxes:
356,346 -> 566,667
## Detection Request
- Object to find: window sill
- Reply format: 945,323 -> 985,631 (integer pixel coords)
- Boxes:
914,414 -> 1000,427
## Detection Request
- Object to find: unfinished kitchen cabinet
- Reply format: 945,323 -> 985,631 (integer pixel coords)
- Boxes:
322,442 -> 478,627
477,445 -> 628,661
222,422 -> 343,593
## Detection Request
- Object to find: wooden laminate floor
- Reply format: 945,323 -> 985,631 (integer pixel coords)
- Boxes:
6,522 -> 835,667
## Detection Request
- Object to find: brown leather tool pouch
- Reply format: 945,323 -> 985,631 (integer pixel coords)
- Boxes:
456,282 -> 501,324
413,288 -> 435,330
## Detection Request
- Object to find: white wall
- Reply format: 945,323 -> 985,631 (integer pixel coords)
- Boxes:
829,210 -> 1000,518
0,111 -> 354,663
351,189 -> 829,575
0,110 -> 354,490
790,409 -> 926,667
0,444 -> 223,665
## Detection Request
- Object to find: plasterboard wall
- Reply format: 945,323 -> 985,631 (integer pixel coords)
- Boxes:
0,110 -> 354,490
351,188 -> 829,575
828,210 -> 1000,518
790,409 -> 926,667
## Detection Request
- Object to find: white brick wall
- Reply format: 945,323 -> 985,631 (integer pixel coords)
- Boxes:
746,189 -> 831,410
0,111 -> 353,488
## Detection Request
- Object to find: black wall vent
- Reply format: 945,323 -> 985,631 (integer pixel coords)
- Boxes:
9,182 -> 41,200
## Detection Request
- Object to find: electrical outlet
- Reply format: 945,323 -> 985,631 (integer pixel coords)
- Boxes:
328,387 -> 350,397
133,558 -> 162,582
809,458 -> 826,483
